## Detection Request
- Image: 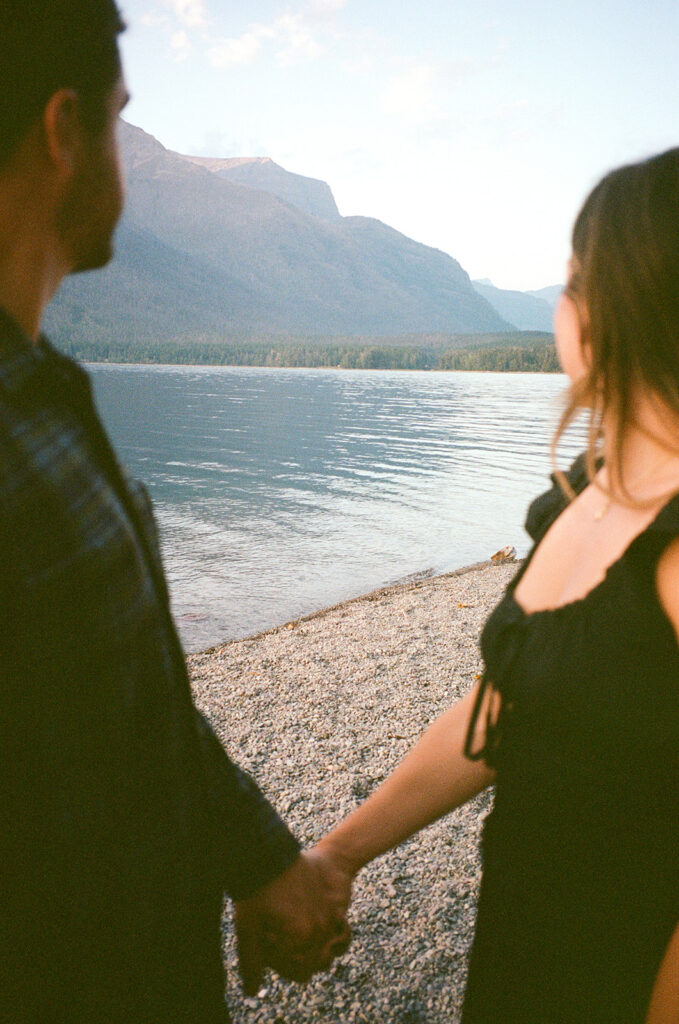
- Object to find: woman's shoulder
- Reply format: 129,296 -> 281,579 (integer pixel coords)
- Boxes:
524,452 -> 592,541
656,534 -> 679,643
646,492 -> 679,642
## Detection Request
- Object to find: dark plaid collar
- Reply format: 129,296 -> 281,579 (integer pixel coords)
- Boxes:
0,305 -> 89,401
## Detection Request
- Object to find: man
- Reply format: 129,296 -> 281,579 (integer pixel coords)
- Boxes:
0,3 -> 349,1020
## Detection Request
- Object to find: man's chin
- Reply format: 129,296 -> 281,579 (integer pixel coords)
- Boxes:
69,243 -> 115,275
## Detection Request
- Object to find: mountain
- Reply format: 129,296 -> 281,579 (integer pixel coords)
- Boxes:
526,284 -> 563,311
44,122 -> 511,350
177,155 -> 342,222
472,279 -> 554,332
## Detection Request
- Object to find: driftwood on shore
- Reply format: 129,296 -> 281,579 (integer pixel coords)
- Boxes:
188,560 -> 518,1024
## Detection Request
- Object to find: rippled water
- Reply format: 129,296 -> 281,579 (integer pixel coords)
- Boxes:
88,365 -> 583,651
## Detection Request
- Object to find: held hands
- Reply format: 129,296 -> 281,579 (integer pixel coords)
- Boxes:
234,847 -> 353,994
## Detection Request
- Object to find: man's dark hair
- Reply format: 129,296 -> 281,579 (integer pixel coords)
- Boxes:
0,0 -> 126,166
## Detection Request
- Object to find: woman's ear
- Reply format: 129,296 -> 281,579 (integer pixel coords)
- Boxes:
573,289 -> 592,371
581,337 -> 593,370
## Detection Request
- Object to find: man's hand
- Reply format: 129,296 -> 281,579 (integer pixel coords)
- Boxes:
234,848 -> 352,994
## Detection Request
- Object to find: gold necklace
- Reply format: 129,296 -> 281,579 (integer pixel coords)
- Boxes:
593,455 -> 678,520
593,498 -> 610,521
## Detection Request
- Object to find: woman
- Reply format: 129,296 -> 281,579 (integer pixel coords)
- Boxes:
313,148 -> 679,1023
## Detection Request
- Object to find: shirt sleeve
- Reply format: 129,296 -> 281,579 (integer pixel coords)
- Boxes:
120,476 -> 302,899
193,710 -> 302,901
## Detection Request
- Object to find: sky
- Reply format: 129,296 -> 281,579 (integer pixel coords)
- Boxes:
118,0 -> 679,292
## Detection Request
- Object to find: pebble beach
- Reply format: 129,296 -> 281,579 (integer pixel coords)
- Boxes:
188,559 -> 519,1024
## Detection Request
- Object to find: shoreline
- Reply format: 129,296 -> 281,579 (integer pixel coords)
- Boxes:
197,556 -> 516,654
188,558 -> 518,1023
86,359 -> 560,376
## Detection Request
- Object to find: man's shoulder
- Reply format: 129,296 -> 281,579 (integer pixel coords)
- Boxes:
0,318 -> 94,479
0,357 -> 84,499
0,372 -> 161,662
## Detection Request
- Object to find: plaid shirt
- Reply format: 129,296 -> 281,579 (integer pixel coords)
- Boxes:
0,309 -> 300,1022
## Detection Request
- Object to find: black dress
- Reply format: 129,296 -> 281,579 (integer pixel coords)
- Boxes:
461,456 -> 679,1024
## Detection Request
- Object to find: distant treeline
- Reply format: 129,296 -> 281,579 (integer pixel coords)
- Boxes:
56,331 -> 560,373
439,343 -> 559,373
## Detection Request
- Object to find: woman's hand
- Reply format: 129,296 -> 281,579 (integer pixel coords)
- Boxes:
234,848 -> 352,994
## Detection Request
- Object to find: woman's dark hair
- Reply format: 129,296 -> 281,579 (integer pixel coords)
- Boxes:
552,148 -> 679,500
0,0 -> 126,166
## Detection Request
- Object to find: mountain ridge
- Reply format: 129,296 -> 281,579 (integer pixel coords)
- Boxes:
472,279 -> 555,332
177,153 -> 342,222
44,121 -> 554,354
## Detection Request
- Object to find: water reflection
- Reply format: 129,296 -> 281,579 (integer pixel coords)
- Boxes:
89,365 -> 583,651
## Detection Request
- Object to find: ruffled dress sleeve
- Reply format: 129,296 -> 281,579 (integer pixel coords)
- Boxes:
524,451 -> 593,541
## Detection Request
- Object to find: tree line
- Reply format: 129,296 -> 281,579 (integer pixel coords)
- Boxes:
57,335 -> 560,373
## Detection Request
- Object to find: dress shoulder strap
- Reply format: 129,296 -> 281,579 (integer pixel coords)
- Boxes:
524,452 -> 593,541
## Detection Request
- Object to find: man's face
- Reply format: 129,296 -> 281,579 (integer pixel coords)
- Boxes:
57,76 -> 129,274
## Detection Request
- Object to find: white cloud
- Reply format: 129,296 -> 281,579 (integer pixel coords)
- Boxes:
144,0 -> 348,70
140,0 -> 208,59
170,29 -> 192,60
209,30 -> 268,68
209,0 -> 344,70
274,12 -> 323,65
310,0 -> 347,13
304,0 -> 347,24
163,0 -> 207,29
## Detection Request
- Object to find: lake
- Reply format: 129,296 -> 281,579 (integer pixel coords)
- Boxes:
88,365 -> 583,652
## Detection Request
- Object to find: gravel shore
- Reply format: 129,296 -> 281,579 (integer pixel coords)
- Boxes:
188,559 -> 519,1024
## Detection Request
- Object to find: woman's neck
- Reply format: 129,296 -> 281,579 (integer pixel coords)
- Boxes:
602,398 -> 679,501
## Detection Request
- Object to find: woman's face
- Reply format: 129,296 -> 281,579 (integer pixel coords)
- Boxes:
554,262 -> 589,382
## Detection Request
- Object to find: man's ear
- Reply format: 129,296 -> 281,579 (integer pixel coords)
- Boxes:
42,89 -> 82,178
